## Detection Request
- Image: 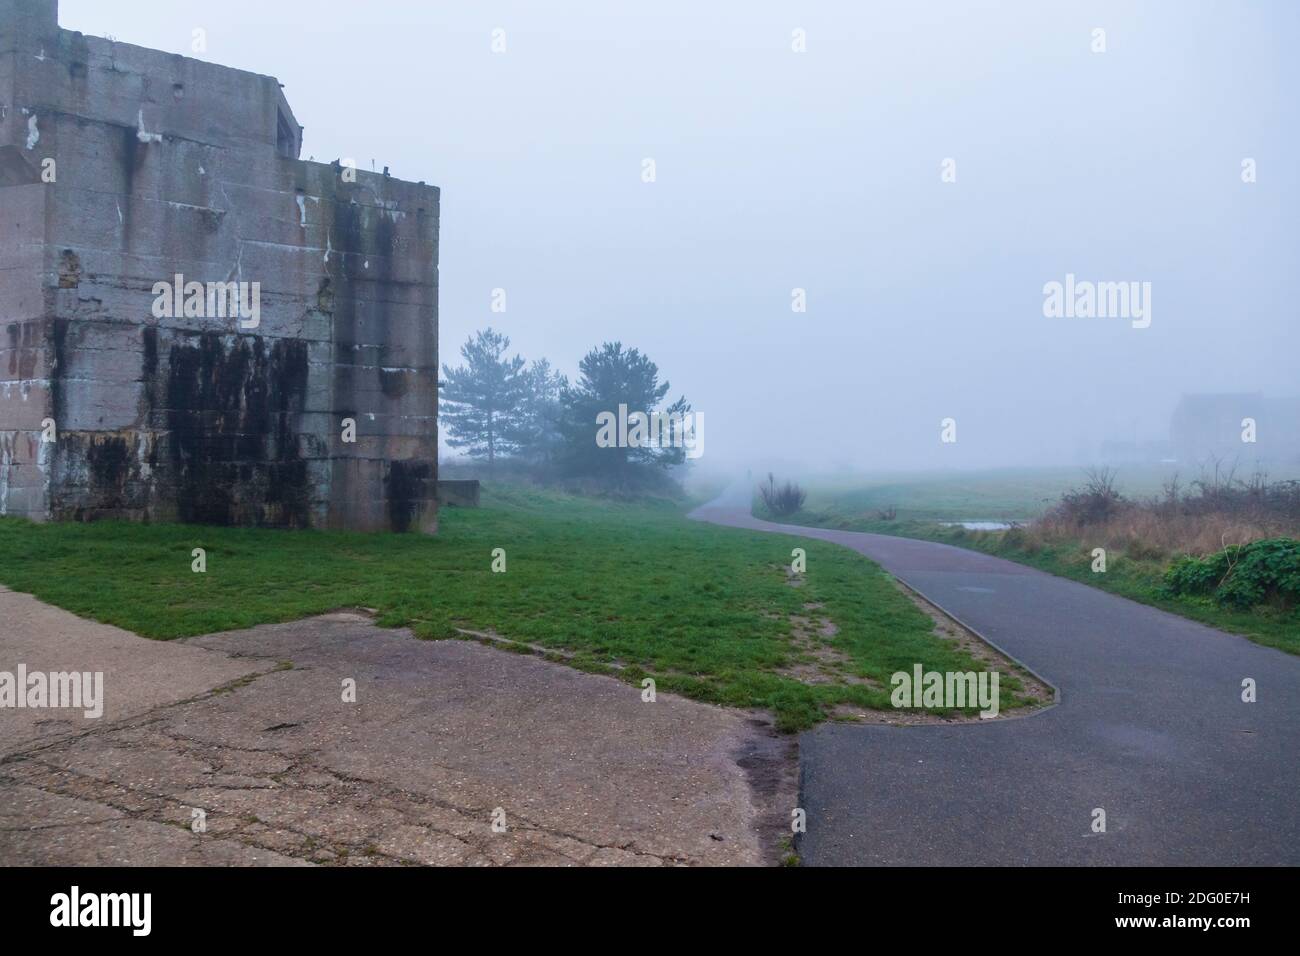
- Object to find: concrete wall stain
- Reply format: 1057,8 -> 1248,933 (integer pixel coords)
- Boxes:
387,459 -> 432,534
163,333 -> 310,528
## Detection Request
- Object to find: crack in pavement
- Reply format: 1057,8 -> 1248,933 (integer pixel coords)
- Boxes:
3,602 -> 778,867
2,665 -> 685,866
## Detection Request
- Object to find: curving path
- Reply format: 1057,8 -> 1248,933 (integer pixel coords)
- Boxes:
691,486 -> 1300,865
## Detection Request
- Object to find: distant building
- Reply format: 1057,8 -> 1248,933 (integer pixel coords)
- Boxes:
1170,393 -> 1300,466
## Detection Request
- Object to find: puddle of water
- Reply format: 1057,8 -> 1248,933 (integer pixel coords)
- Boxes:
941,520 -> 1021,531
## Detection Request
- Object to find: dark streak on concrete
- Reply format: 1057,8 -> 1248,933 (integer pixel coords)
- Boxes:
164,332 -> 310,528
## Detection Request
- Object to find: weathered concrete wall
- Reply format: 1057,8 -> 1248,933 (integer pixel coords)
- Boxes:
0,0 -> 439,531
436,479 -> 481,509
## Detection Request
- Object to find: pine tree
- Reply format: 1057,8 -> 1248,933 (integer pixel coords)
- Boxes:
516,358 -> 568,463
559,342 -> 691,480
439,329 -> 529,468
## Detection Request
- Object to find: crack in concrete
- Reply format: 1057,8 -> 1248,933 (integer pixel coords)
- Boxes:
0,660 -> 689,866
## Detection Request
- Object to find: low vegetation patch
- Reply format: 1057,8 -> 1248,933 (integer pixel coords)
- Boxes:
1165,538 -> 1300,610
1031,465 -> 1300,559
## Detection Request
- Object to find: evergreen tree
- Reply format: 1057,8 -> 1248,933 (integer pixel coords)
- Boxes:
439,329 -> 529,468
516,358 -> 569,463
559,342 -> 691,480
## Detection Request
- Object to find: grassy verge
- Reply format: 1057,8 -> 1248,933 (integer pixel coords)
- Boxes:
763,503 -> 1300,656
0,484 -> 1039,731
781,466 -> 1204,524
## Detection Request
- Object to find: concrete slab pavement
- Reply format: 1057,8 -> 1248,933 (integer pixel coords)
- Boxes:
1,595 -> 792,866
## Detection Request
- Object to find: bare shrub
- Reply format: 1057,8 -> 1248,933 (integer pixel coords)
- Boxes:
1030,465 -> 1300,559
1045,466 -> 1130,528
759,473 -> 807,517
876,506 -> 898,521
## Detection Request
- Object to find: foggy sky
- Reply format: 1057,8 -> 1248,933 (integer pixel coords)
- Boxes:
61,0 -> 1300,470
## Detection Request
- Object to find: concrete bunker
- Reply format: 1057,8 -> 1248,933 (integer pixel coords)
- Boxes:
0,0 -> 440,532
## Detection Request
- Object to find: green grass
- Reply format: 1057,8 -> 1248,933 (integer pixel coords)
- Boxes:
792,464 -> 1300,524
762,470 -> 1300,655
793,469 -> 1070,522
0,484 -> 1037,731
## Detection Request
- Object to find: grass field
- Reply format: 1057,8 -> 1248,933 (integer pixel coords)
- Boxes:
788,465 -> 1252,524
0,484 -> 1042,731
762,468 -> 1300,655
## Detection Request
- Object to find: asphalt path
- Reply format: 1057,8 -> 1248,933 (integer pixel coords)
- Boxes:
692,488 -> 1300,865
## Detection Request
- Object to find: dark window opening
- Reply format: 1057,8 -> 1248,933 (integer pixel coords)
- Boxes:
276,109 -> 297,159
